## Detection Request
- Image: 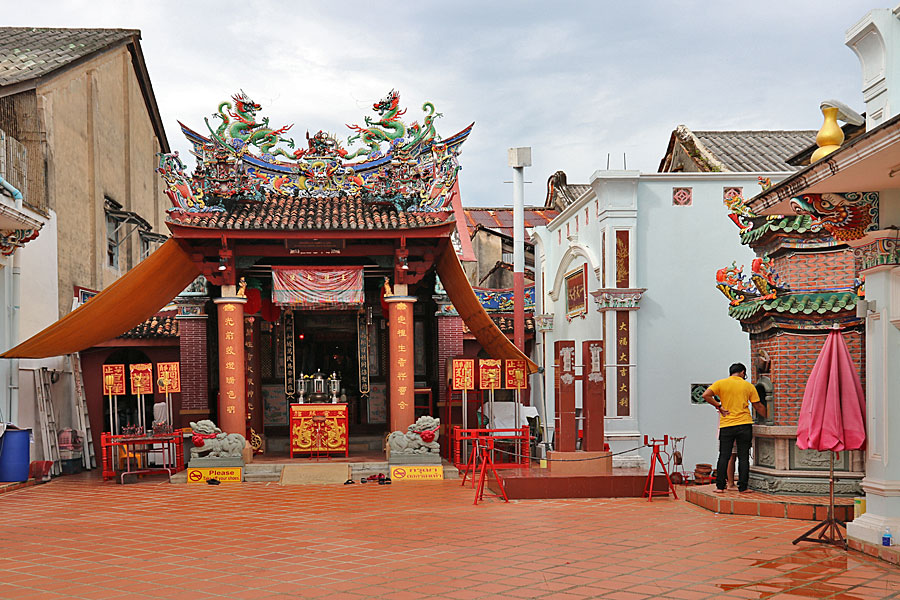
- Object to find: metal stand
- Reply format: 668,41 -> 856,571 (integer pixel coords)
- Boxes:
793,451 -> 846,547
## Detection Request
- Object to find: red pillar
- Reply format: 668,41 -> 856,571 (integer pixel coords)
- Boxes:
386,295 -> 416,432
214,296 -> 247,434
582,340 -> 605,451
554,340 -> 576,452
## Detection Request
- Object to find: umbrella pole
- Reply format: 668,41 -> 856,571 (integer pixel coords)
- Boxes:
793,450 -> 846,547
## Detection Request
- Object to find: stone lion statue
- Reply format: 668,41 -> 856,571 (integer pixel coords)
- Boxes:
189,420 -> 246,459
388,416 -> 441,455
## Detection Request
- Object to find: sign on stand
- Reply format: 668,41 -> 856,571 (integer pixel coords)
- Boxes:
187,467 -> 243,484
102,364 -> 126,434
389,465 -> 443,481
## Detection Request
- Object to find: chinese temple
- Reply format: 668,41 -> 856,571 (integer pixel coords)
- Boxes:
716,181 -> 869,495
2,90 -> 536,458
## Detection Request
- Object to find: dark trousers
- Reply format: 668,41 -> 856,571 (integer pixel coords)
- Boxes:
716,423 -> 753,491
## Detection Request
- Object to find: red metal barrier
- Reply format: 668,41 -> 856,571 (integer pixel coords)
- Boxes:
101,432 -> 184,482
451,426 -> 530,471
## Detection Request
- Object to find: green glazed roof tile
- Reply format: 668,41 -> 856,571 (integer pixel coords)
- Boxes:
728,291 -> 858,320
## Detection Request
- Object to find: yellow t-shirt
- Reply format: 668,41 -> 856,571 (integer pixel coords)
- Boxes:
708,375 -> 760,429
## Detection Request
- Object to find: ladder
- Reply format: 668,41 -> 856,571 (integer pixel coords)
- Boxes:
34,368 -> 61,476
69,353 -> 96,469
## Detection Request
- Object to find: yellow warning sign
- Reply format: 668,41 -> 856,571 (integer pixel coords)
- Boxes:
187,467 -> 243,484
390,465 -> 443,481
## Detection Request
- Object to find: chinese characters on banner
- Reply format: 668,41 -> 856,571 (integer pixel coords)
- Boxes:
357,312 -> 370,395
615,230 -> 631,417
156,362 -> 181,393
504,359 -> 527,390
451,359 -> 474,390
217,300 -> 246,431
554,340 -> 577,451
129,363 -> 153,395
388,299 -> 415,431
271,266 -> 364,309
245,316 -> 259,425
565,265 -> 587,319
616,312 -> 630,416
102,364 -> 126,396
478,359 -> 502,390
283,310 -> 295,400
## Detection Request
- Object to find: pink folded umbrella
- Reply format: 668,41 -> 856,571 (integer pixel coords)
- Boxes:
796,329 -> 866,452
793,327 -> 866,547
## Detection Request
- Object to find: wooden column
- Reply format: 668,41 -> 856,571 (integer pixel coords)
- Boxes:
554,340 -> 576,451
214,296 -> 247,434
582,340 -> 605,451
385,295 -> 416,432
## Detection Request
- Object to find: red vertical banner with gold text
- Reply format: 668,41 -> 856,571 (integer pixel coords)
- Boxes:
478,359 -> 502,391
554,340 -> 576,451
102,364 -> 126,396
582,340 -> 605,451
616,313 -> 630,416
451,359 -> 475,391
215,297 -> 247,434
245,315 -> 263,449
386,295 -> 416,432
615,230 -> 630,417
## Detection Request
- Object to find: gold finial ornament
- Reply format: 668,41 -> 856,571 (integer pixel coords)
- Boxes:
810,100 -> 864,163
811,106 -> 843,163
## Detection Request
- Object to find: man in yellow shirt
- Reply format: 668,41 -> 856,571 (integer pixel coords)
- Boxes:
702,363 -> 767,493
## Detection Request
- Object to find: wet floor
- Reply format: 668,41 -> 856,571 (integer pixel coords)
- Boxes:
0,472 -> 897,599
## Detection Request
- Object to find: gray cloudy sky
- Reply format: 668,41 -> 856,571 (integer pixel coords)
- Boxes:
10,0 -> 881,207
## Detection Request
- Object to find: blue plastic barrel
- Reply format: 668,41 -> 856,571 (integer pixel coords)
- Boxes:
0,429 -> 31,482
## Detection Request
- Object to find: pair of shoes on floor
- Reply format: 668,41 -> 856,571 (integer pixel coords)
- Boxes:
344,479 -> 355,485
378,477 -> 391,485
206,478 -> 220,486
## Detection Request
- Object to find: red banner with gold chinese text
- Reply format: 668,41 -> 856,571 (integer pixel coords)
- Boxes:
272,266 -> 364,308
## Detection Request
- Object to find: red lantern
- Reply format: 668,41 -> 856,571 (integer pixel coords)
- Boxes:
244,287 -> 262,315
260,297 -> 281,322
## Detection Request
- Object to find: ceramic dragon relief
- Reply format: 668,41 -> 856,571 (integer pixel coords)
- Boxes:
159,89 -> 471,214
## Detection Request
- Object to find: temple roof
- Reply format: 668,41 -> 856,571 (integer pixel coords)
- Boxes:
544,171 -> 591,211
659,126 -> 815,173
119,312 -> 178,339
166,192 -> 452,232
728,291 -> 858,320
740,215 -> 822,244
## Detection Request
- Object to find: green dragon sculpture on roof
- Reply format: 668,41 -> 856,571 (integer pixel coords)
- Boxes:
158,89 -> 471,214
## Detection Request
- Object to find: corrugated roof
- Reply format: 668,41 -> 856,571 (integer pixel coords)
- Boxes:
693,130 -> 816,172
167,192 -> 451,231
463,207 -> 558,237
0,27 -> 138,87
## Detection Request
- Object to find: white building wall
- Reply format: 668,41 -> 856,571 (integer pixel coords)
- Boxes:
534,171 -> 784,470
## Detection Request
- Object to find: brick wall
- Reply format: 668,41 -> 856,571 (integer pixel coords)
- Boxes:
774,249 -> 856,291
437,316 -> 464,406
752,329 -> 864,427
178,316 -> 209,423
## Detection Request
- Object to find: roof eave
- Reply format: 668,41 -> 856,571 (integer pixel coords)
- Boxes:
747,112 -> 900,215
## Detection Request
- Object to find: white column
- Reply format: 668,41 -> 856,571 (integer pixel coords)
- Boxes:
848,266 -> 900,546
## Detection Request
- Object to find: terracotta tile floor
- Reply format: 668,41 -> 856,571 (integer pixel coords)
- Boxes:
0,473 -> 898,599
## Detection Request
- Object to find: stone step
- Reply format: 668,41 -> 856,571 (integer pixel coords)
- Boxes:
169,460 -> 460,483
